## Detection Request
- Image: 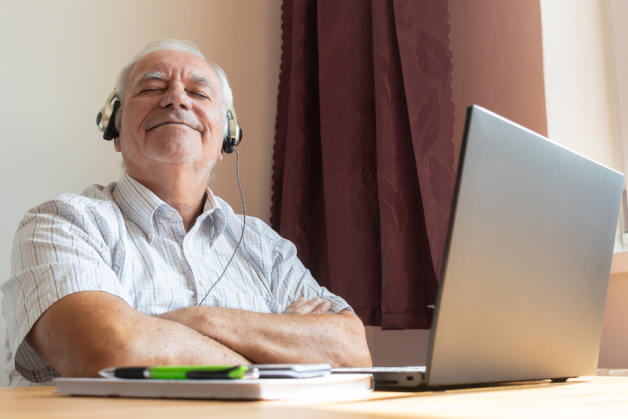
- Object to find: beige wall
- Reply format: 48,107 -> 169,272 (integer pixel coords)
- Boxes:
449,0 -> 547,165
0,0 -> 282,386
599,273 -> 628,367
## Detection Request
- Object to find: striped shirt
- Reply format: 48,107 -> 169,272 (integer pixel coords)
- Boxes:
1,171 -> 351,386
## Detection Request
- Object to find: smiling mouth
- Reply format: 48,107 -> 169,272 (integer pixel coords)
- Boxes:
148,122 -> 194,131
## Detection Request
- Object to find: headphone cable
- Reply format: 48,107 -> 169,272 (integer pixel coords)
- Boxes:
199,149 -> 246,306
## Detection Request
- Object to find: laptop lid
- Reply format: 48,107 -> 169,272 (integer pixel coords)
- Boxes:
426,105 -> 623,387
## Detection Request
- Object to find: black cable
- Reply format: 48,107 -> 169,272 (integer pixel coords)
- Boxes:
199,149 -> 246,306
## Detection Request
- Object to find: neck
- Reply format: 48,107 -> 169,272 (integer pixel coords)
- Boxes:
125,161 -> 209,233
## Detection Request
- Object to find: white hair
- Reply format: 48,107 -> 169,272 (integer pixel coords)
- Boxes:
114,39 -> 233,136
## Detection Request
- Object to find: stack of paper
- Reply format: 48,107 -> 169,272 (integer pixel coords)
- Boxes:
54,373 -> 373,400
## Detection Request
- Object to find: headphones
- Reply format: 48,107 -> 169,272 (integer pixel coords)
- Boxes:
96,88 -> 243,153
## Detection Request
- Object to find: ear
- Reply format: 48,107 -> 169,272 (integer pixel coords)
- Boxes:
114,137 -> 122,152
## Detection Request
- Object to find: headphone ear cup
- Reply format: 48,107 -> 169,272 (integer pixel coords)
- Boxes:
235,123 -> 242,145
103,101 -> 121,141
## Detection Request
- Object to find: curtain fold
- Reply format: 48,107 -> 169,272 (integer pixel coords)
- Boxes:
272,0 -> 455,330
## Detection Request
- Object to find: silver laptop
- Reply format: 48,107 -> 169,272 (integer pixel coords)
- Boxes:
334,105 -> 624,389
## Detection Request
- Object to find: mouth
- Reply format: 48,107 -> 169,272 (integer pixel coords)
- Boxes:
147,121 -> 196,131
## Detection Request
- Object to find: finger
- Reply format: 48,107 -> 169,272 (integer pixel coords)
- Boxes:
310,300 -> 331,314
292,297 -> 323,315
283,297 -> 307,314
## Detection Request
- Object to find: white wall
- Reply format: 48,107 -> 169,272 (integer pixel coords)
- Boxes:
539,0 -> 628,367
0,0 -> 282,386
601,0 -> 628,367
540,0 -> 616,169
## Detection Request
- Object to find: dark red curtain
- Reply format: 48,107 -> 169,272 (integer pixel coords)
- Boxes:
271,0 -> 456,330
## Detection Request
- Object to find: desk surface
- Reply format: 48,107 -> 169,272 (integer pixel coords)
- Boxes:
3,376 -> 628,419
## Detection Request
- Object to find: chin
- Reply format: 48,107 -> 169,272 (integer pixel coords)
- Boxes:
147,136 -> 203,163
153,152 -> 201,164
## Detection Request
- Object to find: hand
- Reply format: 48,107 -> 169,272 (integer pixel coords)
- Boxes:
283,297 -> 331,315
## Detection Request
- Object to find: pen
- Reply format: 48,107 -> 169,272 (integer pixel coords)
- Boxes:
99,365 -> 259,380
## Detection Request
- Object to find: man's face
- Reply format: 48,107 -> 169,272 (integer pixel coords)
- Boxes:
115,49 -> 224,172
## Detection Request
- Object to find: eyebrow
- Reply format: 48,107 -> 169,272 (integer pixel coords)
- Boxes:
135,71 -> 167,88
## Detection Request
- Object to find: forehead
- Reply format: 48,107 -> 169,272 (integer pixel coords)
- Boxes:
130,49 -> 217,84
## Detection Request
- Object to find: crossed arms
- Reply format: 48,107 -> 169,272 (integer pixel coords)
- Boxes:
25,291 -> 372,378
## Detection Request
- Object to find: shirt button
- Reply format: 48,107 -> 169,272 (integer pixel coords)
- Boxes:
147,232 -> 153,240
165,211 -> 173,218
185,242 -> 190,249
199,280 -> 207,287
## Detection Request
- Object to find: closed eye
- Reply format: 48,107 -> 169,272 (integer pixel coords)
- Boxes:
139,88 -> 164,94
190,91 -> 209,99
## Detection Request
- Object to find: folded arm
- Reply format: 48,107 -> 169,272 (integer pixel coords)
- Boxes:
159,298 -> 372,368
25,291 -> 250,378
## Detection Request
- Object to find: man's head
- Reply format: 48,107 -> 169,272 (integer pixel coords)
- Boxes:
113,39 -> 232,174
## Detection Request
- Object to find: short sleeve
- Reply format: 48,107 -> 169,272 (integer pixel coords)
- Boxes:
270,236 -> 353,315
1,197 -> 132,384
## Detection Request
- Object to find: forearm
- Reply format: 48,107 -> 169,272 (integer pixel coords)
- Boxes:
159,307 -> 371,368
101,312 -> 252,370
26,292 -> 249,378
216,310 -> 370,367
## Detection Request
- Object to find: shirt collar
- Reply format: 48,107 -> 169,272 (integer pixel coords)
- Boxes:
203,187 -> 218,212
199,187 -> 227,239
113,171 -> 226,242
112,171 -> 166,241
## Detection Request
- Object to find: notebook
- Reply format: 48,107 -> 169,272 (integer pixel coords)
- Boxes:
54,373 -> 373,400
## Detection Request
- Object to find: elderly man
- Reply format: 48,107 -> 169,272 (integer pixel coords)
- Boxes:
2,39 -> 371,386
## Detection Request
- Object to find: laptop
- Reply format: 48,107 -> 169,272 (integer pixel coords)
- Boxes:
333,105 -> 624,389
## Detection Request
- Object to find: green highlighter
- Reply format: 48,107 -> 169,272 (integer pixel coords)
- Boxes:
99,365 -> 259,380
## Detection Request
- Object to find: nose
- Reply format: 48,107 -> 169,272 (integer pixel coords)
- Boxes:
159,83 -> 192,110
